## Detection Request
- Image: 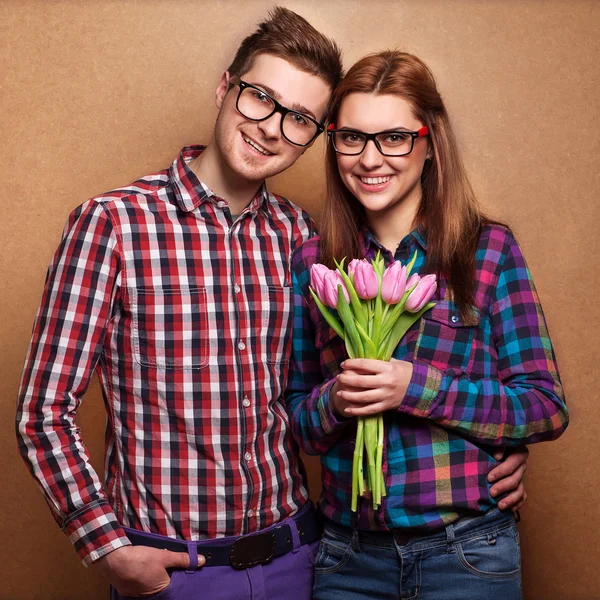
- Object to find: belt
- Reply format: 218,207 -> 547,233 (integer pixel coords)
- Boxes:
125,505 -> 322,570
325,517 -> 430,548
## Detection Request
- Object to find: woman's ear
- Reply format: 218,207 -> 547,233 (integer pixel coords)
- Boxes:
215,71 -> 232,110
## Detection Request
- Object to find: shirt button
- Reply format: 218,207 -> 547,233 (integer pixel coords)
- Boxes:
238,341 -> 246,350
217,201 -> 227,208
234,284 -> 241,294
451,315 -> 459,323
247,509 -> 254,518
244,452 -> 252,462
242,397 -> 251,407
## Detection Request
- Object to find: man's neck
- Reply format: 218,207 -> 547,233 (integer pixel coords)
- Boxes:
188,142 -> 264,215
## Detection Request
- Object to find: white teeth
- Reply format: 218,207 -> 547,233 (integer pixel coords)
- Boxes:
360,176 -> 391,185
243,135 -> 271,155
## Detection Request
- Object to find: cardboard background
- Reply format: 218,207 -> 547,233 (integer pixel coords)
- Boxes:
1,1 -> 598,598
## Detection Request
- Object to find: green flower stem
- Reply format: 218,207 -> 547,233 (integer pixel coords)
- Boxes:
375,414 -> 384,507
364,415 -> 378,506
352,418 -> 364,512
372,292 -> 383,348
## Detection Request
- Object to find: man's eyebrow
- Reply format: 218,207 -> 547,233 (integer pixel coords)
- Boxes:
248,81 -> 317,120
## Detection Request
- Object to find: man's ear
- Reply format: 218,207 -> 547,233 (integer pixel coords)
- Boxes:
215,71 -> 232,110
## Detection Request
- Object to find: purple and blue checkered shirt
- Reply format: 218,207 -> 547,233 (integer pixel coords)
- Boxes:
286,224 -> 568,531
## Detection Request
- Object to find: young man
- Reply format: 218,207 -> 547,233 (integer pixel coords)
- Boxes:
16,8 -> 528,600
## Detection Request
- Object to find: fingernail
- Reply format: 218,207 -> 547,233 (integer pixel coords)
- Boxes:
499,502 -> 506,509
490,488 -> 497,497
488,475 -> 496,482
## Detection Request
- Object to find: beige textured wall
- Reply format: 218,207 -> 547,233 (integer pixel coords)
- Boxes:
1,1 -> 598,598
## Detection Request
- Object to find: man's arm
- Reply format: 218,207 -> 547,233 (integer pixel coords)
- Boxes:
16,199 -> 130,565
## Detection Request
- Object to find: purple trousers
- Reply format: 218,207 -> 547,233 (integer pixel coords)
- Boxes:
110,507 -> 319,600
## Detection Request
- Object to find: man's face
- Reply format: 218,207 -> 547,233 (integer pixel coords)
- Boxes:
213,53 -> 332,183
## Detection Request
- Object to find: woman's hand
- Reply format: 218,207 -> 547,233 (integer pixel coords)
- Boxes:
332,358 -> 413,417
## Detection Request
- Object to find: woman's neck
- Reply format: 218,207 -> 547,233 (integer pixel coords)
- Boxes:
367,193 -> 421,255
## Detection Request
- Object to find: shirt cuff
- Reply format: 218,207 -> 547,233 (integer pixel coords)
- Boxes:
399,360 -> 443,417
317,378 -> 352,435
62,500 -> 131,566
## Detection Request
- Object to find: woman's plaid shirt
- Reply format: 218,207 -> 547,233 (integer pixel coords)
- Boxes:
16,146 -> 315,565
286,225 -> 568,531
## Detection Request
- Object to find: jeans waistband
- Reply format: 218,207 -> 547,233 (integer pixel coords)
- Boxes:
324,508 -> 515,549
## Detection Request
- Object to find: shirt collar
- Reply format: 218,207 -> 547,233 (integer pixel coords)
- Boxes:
359,224 -> 428,262
169,145 -> 269,214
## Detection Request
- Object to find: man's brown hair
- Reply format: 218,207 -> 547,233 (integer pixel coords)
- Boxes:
228,7 -> 343,94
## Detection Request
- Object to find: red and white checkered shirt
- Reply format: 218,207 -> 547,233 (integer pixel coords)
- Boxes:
17,146 -> 315,565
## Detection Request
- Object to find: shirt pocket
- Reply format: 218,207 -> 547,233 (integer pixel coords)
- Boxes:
130,285 -> 209,370
414,300 -> 479,372
263,285 -> 293,365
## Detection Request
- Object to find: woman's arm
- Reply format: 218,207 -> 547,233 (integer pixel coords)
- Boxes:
284,243 -> 352,455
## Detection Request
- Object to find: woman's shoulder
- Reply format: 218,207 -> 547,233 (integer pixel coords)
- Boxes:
477,221 -> 521,263
291,234 -> 322,273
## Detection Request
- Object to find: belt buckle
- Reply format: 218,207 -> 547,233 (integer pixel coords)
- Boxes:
229,531 -> 276,570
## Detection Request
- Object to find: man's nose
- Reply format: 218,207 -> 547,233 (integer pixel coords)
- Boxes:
257,111 -> 282,140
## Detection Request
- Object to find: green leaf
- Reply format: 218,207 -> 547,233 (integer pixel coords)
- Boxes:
355,320 -> 377,358
405,250 -> 418,276
309,288 -> 345,339
336,287 -> 364,358
334,259 -> 368,331
380,301 -> 435,361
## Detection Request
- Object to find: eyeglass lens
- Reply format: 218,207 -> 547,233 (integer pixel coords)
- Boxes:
332,131 -> 416,156
237,86 -> 318,146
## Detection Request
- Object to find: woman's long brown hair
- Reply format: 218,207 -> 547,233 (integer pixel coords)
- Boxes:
320,51 -> 497,321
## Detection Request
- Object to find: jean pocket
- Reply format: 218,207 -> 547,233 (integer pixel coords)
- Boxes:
314,533 -> 354,574
455,524 -> 521,579
130,285 -> 209,370
414,300 -> 479,371
119,572 -> 177,599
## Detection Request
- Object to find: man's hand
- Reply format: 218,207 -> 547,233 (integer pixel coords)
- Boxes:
488,447 -> 529,512
94,545 -> 201,597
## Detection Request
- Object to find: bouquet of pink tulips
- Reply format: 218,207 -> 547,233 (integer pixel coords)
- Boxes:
310,252 -> 437,511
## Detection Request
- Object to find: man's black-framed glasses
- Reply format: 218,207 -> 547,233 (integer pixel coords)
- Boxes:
327,124 -> 429,157
230,76 -> 324,147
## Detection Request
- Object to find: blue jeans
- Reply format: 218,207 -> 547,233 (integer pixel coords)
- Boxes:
313,508 -> 522,600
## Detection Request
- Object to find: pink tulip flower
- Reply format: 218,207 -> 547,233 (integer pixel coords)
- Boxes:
323,271 -> 350,308
352,261 -> 378,300
347,259 -> 363,279
310,264 -> 331,303
381,262 -> 407,304
405,274 -> 437,312
406,273 -> 420,289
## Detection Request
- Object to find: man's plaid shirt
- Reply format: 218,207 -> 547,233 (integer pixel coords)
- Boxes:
17,146 -> 315,564
286,224 -> 568,531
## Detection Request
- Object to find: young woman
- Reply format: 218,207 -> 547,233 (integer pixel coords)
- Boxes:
286,51 -> 568,600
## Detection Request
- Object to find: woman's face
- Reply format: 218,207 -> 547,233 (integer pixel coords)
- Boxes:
335,93 -> 429,218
